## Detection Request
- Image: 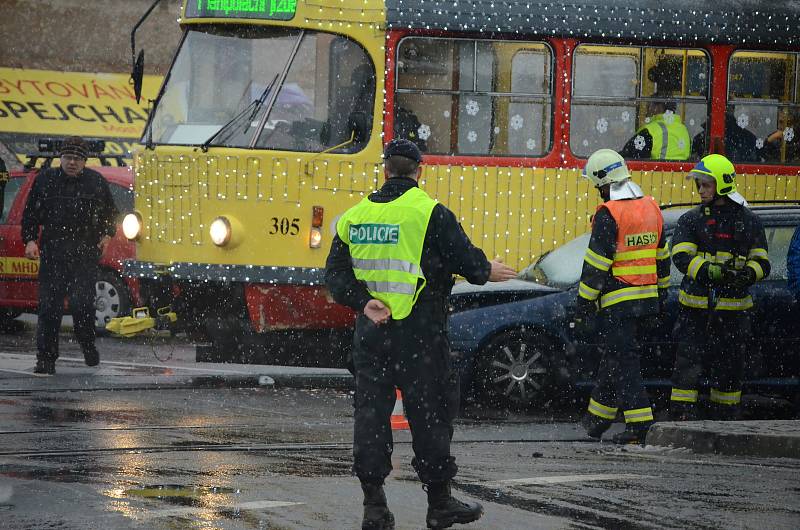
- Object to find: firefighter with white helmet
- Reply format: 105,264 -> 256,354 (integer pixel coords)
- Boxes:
577,149 -> 671,445
668,154 -> 770,421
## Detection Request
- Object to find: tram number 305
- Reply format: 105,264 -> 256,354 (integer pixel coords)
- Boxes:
269,217 -> 300,236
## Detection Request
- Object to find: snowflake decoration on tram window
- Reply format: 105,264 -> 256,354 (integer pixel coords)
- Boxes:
689,118 -> 696,127
784,127 -> 795,143
443,110 -> 451,118
644,117 -> 651,124
765,117 -> 772,125
663,110 -> 675,124
621,111 -> 631,123
526,138 -> 536,150
467,130 -> 478,143
634,135 -> 647,151
417,124 -> 431,141
510,114 -> 524,130
582,139 -> 590,147
494,127 -> 501,134
737,114 -> 749,129
756,138 -> 765,149
465,100 -> 480,116
698,72 -> 707,80
596,117 -> 608,134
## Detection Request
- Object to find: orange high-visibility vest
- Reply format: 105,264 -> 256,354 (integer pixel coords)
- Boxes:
601,196 -> 663,286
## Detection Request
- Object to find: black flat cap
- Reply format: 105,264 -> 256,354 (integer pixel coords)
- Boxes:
384,138 -> 422,163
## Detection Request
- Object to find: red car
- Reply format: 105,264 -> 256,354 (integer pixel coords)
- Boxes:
0,151 -> 141,331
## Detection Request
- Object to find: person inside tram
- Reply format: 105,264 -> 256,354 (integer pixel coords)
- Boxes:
760,108 -> 800,164
620,61 -> 691,161
692,112 -> 763,163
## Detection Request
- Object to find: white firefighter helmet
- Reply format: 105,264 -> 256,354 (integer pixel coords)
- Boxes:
582,149 -> 631,188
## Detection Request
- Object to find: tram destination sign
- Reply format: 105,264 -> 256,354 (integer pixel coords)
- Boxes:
185,0 -> 297,20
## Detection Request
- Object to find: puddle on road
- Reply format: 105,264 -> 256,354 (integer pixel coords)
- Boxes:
124,484 -> 238,507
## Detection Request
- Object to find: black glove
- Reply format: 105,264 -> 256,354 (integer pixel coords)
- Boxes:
729,267 -> 757,289
573,298 -> 598,334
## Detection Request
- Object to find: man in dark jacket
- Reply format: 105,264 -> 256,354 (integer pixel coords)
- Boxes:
669,154 -> 770,421
22,136 -> 117,376
576,149 -> 671,445
326,139 -> 515,530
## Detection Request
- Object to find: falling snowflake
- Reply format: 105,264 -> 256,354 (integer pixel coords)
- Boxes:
467,130 -> 478,143
443,110 -> 451,118
737,114 -> 749,129
756,138 -> 764,149
621,111 -> 631,123
634,135 -> 646,151
596,117 -> 608,134
526,138 -> 536,150
494,127 -> 501,134
465,100 -> 480,116
784,127 -> 795,143
510,114 -> 524,130
678,139 -> 686,150
417,124 -> 431,141
663,110 -> 675,124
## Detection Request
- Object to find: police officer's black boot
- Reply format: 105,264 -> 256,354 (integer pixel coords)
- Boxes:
360,481 -> 394,530
33,357 -> 55,376
83,346 -> 100,367
612,423 -> 651,445
581,413 -> 612,439
424,481 -> 483,529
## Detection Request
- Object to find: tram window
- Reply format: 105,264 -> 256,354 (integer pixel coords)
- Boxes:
148,27 -> 374,153
395,37 -> 552,157
571,45 -> 709,161
727,51 -> 800,165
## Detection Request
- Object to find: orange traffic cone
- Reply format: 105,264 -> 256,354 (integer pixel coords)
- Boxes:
390,389 -> 410,430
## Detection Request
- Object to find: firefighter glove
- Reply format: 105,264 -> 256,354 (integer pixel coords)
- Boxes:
729,267 -> 757,289
706,263 -> 731,285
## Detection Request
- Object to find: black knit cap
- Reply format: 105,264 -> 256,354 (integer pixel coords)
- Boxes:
60,136 -> 89,160
384,138 -> 422,163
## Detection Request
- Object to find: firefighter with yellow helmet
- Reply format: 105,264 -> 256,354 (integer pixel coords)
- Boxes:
669,154 -> 770,421
577,149 -> 671,445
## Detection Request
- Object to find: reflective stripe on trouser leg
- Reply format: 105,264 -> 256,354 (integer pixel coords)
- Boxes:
670,387 -> 699,403
623,407 -> 654,424
710,388 -> 742,405
587,397 -> 617,420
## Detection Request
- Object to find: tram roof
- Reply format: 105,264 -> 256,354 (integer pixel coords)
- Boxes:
385,0 -> 800,46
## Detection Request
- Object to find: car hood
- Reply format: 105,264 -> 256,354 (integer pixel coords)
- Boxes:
449,279 -> 564,313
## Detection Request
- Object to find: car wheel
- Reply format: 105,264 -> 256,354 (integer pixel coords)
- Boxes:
95,271 -> 131,332
474,328 -> 571,410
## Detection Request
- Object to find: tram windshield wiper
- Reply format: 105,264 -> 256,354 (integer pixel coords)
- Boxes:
200,73 -> 279,151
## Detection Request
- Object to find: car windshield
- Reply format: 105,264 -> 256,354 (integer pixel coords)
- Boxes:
519,233 -> 590,289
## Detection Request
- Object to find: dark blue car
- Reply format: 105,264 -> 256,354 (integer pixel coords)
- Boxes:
448,206 -> 800,410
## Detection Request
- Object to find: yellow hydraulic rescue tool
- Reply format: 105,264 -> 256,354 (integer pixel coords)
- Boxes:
105,307 -> 177,337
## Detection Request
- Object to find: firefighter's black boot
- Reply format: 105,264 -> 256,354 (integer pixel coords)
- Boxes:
668,402 -> 697,421
612,423 -> 650,445
361,481 -> 394,530
424,481 -> 483,529
581,413 -> 612,439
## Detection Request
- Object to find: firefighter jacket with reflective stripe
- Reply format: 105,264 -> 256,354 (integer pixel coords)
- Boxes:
578,196 -> 670,317
336,186 -> 437,320
671,200 -> 770,311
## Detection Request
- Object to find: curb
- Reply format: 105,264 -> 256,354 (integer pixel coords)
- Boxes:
647,420 -> 800,459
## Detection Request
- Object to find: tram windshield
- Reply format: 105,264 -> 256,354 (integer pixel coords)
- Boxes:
147,26 -> 375,152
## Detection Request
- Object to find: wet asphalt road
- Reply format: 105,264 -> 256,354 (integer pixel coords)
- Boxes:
1,385 -> 799,530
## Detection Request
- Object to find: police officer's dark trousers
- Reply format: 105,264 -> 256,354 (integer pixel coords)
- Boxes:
36,242 -> 98,360
590,314 -> 651,419
351,303 -> 458,485
671,308 -> 750,417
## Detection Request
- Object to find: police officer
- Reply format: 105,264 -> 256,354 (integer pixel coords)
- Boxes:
325,139 -> 516,529
577,149 -> 671,445
22,136 -> 117,376
669,154 -> 770,420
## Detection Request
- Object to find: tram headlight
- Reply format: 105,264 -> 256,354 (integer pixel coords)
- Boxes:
122,212 -> 142,240
210,216 -> 232,246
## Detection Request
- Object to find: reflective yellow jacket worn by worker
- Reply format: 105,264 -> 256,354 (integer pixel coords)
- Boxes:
638,112 -> 691,161
336,186 -> 437,320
